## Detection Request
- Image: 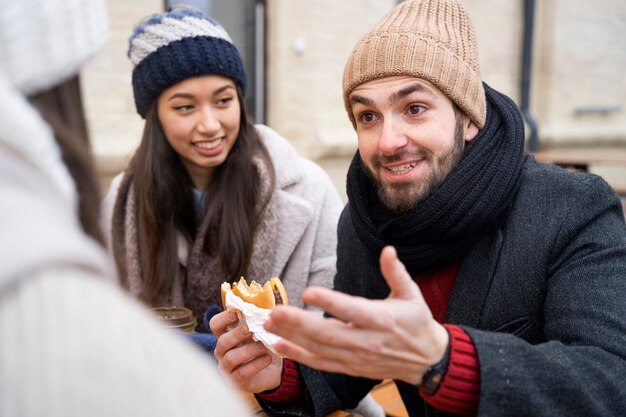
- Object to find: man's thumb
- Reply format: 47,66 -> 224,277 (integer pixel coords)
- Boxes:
380,246 -> 423,300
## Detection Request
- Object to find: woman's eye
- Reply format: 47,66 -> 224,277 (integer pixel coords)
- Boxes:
174,105 -> 193,112
358,112 -> 378,124
407,104 -> 425,115
216,96 -> 234,106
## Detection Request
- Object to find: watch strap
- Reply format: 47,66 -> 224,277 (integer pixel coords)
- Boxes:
419,339 -> 451,395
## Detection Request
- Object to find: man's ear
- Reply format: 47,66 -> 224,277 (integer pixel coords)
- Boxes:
464,119 -> 479,142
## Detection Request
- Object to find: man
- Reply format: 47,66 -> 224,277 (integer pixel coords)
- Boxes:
210,0 -> 626,416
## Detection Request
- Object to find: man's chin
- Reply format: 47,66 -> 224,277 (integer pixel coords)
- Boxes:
378,188 -> 423,214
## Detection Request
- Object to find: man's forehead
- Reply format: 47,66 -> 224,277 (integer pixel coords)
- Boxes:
349,76 -> 440,105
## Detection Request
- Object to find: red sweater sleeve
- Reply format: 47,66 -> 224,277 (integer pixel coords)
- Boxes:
256,359 -> 305,403
420,324 -> 480,416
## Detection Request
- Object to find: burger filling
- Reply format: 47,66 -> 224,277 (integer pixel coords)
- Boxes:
273,288 -> 284,305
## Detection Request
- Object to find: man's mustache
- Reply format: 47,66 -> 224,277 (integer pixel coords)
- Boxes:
371,150 -> 431,167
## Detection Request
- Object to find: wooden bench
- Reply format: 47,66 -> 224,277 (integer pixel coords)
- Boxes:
371,380 -> 409,417
533,150 -> 626,172
242,379 -> 408,416
243,391 -> 359,417
533,150 -> 626,198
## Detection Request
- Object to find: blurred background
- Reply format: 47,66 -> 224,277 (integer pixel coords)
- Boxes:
82,0 -> 626,202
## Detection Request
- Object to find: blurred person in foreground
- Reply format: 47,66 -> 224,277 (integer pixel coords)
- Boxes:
210,0 -> 626,416
0,0 -> 251,416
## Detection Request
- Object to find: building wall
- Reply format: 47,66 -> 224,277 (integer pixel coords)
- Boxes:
83,0 -> 626,196
81,0 -> 160,192
265,0 -> 626,153
265,0 -> 396,160
534,0 -> 626,145
464,1 -> 523,102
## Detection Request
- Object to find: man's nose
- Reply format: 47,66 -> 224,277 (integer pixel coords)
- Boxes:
378,117 -> 408,154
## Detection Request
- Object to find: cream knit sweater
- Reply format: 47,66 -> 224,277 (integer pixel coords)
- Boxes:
0,268 -> 250,417
0,1 -> 250,415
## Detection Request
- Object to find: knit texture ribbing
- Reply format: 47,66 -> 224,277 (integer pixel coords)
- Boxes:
421,324 -> 480,416
128,7 -> 246,118
346,84 -> 525,276
343,0 -> 485,129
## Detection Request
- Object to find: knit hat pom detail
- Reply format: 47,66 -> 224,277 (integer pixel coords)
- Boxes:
128,7 -> 246,118
342,0 -> 486,129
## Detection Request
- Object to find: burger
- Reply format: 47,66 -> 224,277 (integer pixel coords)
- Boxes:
221,277 -> 288,310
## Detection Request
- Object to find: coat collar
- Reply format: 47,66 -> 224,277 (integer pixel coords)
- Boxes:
445,229 -> 504,327
178,125 -> 314,275
255,125 -> 314,275
255,124 -> 302,190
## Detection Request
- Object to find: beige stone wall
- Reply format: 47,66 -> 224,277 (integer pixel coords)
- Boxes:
265,0 -> 526,159
464,0 -> 523,102
265,0 -> 396,160
463,0 -> 626,147
81,0 -> 161,192
265,0 -> 626,153
83,0 -> 626,196
534,0 -> 626,146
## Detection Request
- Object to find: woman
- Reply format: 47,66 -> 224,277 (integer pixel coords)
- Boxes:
101,6 -> 344,330
104,7 -> 384,416
0,0 -> 251,415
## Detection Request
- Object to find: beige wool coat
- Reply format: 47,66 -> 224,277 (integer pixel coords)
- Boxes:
100,124 -> 344,310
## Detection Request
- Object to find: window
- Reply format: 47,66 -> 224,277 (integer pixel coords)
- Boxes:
165,0 -> 266,122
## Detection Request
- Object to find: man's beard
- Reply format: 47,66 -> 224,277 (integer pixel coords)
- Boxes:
363,118 -> 466,215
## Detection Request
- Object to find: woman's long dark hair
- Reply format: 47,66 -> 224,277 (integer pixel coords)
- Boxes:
114,87 -> 275,305
29,76 -> 104,245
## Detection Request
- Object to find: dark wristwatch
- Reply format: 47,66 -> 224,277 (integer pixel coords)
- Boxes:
418,342 -> 451,395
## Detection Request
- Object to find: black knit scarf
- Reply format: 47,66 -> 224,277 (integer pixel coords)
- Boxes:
346,83 -> 526,276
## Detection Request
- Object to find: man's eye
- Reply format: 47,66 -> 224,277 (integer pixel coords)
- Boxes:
407,104 -> 425,115
358,112 -> 377,123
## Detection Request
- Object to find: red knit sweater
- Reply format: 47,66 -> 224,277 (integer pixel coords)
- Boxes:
259,262 -> 480,416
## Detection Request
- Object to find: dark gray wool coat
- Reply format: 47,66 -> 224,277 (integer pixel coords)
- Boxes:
262,157 -> 626,417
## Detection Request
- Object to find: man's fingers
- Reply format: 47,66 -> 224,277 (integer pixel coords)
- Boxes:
266,305 -> 394,369
274,339 -> 354,376
301,287 -> 393,330
297,247 -> 424,329
274,337 -> 397,380
265,305 -> 336,340
265,305 -> 364,348
380,246 -> 424,301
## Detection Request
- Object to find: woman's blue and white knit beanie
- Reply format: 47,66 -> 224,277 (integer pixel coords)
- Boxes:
128,6 -> 246,118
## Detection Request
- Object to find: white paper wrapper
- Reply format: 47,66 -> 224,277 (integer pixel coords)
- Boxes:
225,291 -> 283,354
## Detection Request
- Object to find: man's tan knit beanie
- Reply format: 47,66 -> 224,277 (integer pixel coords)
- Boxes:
343,0 -> 486,129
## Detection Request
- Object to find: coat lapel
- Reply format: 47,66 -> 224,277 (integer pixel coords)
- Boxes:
445,229 -> 504,327
271,189 -> 314,277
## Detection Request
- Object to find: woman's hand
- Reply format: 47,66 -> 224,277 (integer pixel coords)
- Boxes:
210,310 -> 283,393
